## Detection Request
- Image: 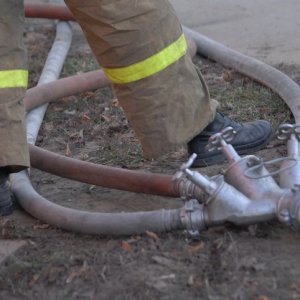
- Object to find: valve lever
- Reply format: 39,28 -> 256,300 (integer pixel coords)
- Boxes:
206,127 -> 236,152
206,127 -> 240,163
276,124 -> 300,142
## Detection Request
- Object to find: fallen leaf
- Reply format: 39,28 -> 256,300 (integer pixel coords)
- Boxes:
65,143 -> 72,156
145,230 -> 159,242
29,274 -> 40,288
240,256 -> 265,272
100,114 -> 111,122
159,274 -> 176,280
52,105 -> 64,112
80,113 -> 91,123
43,122 -> 53,131
121,241 -> 132,252
221,70 -> 234,83
78,129 -> 84,139
66,264 -> 88,284
47,267 -> 63,283
187,275 -> 194,286
256,296 -> 270,300
112,98 -> 119,107
69,130 -> 84,140
82,91 -> 95,100
289,283 -> 299,290
63,109 -> 76,115
152,256 -> 175,269
33,223 -> 50,230
0,219 -> 9,227
187,242 -> 205,253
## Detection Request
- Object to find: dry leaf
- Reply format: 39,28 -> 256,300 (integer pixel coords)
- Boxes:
112,98 -> 119,107
33,223 -> 50,230
221,70 -> 234,83
256,296 -> 270,300
52,105 -> 64,112
63,109 -> 76,115
187,242 -> 205,253
145,230 -> 159,242
29,274 -> 40,288
47,267 -> 63,283
100,114 -> 111,122
289,283 -> 299,290
78,129 -> 84,139
187,275 -> 194,286
43,123 -> 53,131
121,241 -> 132,252
81,113 -> 91,123
83,91 -> 95,100
65,143 -> 72,156
66,264 -> 88,284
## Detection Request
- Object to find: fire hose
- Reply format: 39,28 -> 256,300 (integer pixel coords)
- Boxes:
9,2 -> 300,235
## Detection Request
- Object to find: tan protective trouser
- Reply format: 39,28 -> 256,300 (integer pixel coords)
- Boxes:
65,0 -> 217,158
0,1 -> 29,172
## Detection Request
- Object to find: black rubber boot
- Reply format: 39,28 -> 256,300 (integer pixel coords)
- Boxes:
0,168 -> 13,216
188,112 -> 273,167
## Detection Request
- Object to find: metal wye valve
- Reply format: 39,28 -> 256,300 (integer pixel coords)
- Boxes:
176,124 -> 300,234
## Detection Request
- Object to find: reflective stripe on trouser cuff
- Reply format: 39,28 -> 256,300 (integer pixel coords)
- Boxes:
102,33 -> 187,84
0,70 -> 28,89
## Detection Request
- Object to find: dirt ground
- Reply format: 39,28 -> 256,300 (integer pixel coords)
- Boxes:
1,18 -> 300,300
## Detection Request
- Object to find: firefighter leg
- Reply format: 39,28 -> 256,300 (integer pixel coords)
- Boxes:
0,1 -> 29,215
64,0 -> 217,158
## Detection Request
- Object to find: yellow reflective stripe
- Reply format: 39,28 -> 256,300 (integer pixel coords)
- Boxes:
0,70 -> 28,89
103,33 -> 187,84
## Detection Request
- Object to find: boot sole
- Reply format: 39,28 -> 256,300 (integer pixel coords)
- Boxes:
0,204 -> 13,216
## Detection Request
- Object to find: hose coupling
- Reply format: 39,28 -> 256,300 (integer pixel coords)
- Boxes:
180,199 -> 206,234
178,154 -> 219,197
172,175 -> 205,202
172,155 -> 205,202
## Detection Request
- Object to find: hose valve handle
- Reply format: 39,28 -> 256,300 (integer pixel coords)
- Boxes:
180,153 -> 197,172
276,123 -> 300,142
178,154 -> 218,195
172,153 -> 197,181
206,127 -> 240,163
206,126 -> 236,152
276,123 -> 300,160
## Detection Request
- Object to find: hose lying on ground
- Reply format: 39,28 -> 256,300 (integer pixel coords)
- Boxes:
12,3 -> 300,235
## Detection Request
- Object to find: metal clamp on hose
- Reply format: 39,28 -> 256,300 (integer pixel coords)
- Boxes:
180,199 -> 206,234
